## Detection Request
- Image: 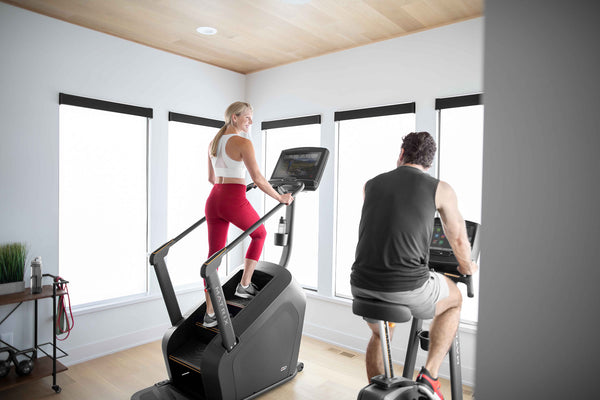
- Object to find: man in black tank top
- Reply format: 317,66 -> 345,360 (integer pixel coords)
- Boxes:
351,165 -> 439,292
350,132 -> 478,399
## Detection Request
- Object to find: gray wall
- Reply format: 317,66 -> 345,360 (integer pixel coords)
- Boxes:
476,0 -> 599,397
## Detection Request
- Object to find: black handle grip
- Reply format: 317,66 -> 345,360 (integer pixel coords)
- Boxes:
276,180 -> 304,194
440,271 -> 474,298
464,274 -> 474,298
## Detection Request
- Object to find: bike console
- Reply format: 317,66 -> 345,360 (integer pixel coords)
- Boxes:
428,217 -> 481,297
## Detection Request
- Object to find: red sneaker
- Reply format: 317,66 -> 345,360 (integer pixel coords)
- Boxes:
416,367 -> 444,400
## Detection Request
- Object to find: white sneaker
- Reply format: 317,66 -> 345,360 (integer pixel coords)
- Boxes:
203,313 -> 217,327
235,282 -> 258,298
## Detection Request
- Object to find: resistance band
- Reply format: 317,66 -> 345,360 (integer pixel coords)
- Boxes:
55,276 -> 74,341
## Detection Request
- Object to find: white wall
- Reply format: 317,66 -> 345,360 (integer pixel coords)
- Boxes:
246,18 -> 484,384
477,1 -> 599,398
0,2 -> 244,363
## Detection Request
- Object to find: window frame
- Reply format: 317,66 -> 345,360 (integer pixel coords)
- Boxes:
58,93 -> 153,307
333,102 -> 417,299
166,112 -> 227,286
260,114 -> 322,290
435,93 -> 484,325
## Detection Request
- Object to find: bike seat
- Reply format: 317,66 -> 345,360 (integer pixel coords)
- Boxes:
352,297 -> 413,323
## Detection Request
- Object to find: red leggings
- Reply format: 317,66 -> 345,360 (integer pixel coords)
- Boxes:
205,184 -> 266,262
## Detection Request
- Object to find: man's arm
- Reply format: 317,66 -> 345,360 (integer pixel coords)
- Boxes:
435,181 -> 478,275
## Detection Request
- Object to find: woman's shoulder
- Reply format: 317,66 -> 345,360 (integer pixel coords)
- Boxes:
228,134 -> 252,147
225,135 -> 253,161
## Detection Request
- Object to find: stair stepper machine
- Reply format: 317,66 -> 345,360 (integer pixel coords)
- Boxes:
131,147 -> 329,400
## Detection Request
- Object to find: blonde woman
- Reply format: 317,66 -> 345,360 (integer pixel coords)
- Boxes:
203,101 -> 294,327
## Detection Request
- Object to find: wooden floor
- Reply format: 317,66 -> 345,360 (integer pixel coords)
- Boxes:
0,336 -> 473,399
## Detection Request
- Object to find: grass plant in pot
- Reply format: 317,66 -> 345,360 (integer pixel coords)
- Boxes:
0,242 -> 28,295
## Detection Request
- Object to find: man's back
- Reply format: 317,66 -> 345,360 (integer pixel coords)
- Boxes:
350,166 -> 438,292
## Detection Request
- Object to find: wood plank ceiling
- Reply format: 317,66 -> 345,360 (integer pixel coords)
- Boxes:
3,0 -> 483,74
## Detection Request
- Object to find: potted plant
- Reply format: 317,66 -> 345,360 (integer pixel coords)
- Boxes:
0,242 -> 28,295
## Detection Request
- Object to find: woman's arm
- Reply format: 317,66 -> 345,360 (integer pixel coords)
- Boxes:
235,136 -> 293,204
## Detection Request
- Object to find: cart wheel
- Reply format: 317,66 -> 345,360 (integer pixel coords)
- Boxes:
53,385 -> 62,393
297,362 -> 304,372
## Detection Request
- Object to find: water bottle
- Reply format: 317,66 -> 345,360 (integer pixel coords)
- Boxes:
274,217 -> 288,246
278,217 -> 286,234
31,256 -> 42,294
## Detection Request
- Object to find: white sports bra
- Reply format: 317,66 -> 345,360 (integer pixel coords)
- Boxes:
210,134 -> 247,179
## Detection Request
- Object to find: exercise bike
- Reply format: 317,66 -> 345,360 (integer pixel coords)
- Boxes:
352,218 -> 481,400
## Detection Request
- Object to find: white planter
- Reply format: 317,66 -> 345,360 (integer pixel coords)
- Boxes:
0,281 -> 25,295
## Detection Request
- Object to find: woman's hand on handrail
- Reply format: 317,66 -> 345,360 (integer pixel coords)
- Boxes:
279,192 -> 294,205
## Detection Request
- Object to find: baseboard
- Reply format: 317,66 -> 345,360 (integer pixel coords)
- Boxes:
61,322 -> 170,366
302,321 -> 475,386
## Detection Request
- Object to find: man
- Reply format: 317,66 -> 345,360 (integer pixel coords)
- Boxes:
350,131 -> 478,400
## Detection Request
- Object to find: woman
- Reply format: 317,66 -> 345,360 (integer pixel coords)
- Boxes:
203,101 -> 294,327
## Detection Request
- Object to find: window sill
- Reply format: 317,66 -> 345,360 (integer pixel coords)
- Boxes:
71,285 -> 204,317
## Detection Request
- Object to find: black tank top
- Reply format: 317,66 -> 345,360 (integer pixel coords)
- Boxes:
350,166 -> 439,292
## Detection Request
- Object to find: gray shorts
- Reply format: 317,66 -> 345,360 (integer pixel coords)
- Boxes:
351,271 -> 450,321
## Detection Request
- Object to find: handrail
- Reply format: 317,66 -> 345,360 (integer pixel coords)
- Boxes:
201,181 -> 305,352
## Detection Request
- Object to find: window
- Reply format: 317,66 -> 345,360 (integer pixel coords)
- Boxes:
261,116 -> 321,289
59,94 -> 152,306
334,104 -> 416,298
436,94 -> 484,324
167,113 -> 227,288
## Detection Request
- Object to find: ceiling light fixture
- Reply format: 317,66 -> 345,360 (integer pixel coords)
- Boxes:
196,26 -> 218,35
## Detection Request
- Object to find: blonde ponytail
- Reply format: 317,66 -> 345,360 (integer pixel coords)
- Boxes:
209,125 -> 228,157
209,101 -> 253,157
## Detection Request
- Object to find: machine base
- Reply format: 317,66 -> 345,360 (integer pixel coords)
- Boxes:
357,382 -> 429,400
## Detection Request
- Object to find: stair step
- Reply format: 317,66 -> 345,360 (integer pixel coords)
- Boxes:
195,321 -> 220,333
168,272 -> 270,380
194,296 -> 252,331
226,297 -> 251,309
169,337 -> 209,373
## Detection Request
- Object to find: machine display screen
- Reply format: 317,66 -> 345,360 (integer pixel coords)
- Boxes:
269,147 -> 329,191
430,222 -> 452,250
430,219 -> 477,250
271,152 -> 320,180
429,217 -> 481,275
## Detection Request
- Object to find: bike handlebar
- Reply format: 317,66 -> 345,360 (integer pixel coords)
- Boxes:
435,270 -> 474,298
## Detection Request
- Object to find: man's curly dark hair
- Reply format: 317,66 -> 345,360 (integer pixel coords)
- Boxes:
401,131 -> 437,169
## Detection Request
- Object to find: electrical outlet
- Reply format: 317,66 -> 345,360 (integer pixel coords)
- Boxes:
0,332 -> 13,346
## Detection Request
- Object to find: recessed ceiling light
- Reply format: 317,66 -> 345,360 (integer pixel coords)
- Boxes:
196,26 -> 217,35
